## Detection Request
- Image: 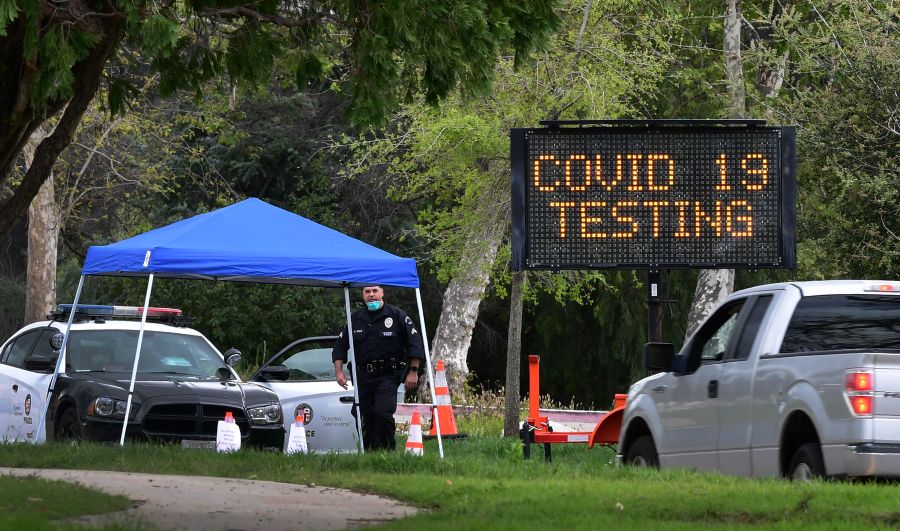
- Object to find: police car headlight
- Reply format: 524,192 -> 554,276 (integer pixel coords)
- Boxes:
87,397 -> 135,419
247,405 -> 282,425
92,397 -> 115,416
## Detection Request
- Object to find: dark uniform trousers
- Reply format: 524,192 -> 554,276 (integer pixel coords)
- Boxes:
355,370 -> 401,451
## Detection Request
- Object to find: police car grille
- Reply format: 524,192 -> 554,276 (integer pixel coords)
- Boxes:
143,404 -> 250,439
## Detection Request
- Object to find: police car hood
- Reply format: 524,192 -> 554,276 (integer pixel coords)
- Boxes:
64,372 -> 278,406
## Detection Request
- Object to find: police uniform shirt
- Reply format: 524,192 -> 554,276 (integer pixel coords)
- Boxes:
332,303 -> 425,365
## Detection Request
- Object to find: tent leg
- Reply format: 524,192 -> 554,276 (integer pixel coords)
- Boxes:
416,288 -> 444,458
35,275 -> 85,443
120,273 -> 154,446
343,286 -> 365,454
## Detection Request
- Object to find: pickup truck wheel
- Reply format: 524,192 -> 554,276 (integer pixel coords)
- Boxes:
788,443 -> 824,481
625,435 -> 659,468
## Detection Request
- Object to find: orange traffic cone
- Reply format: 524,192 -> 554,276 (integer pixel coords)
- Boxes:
405,411 -> 424,456
427,360 -> 466,439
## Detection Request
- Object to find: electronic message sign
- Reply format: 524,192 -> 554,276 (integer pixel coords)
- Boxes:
510,123 -> 796,270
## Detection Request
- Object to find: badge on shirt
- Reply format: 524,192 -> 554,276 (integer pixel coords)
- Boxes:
384,317 -> 393,328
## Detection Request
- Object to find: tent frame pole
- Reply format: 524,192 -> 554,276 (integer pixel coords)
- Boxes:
120,273 -> 154,446
415,288 -> 444,458
343,286 -> 365,454
35,275 -> 85,443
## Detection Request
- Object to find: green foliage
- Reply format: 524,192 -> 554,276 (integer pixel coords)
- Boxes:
8,0 -> 563,126
748,0 -> 899,279
225,23 -> 282,86
31,25 -> 100,109
343,0 -> 563,127
0,275 -> 24,343
0,0 -> 17,37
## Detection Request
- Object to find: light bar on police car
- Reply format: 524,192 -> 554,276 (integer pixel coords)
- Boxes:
864,283 -> 899,293
56,304 -> 183,318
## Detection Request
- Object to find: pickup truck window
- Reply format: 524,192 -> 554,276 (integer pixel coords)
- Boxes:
680,299 -> 747,373
701,312 -> 739,362
780,294 -> 900,353
729,295 -> 773,361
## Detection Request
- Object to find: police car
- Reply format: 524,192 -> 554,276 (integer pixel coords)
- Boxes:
250,336 -> 406,452
0,305 -> 284,448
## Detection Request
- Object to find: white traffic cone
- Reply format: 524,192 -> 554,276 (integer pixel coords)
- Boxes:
405,411 -> 424,456
286,415 -> 309,455
216,411 -> 241,452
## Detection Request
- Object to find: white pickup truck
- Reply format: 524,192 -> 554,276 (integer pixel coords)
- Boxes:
617,280 -> 900,480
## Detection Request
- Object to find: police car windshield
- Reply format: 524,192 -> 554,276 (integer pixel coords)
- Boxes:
66,330 -> 229,378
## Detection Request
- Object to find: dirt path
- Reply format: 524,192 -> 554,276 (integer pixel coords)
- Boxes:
0,467 -> 417,530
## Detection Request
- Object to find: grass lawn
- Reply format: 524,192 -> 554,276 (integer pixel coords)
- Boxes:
1,436 -> 898,530
0,474 -> 132,530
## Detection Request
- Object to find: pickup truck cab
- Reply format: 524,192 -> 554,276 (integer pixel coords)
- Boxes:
618,280 -> 900,479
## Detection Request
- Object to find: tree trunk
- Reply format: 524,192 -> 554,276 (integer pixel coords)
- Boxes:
425,166 -> 509,398
684,269 -> 735,340
685,0 -> 744,339
724,0 -> 745,120
427,215 -> 505,396
503,270 -> 525,437
24,127 -> 58,323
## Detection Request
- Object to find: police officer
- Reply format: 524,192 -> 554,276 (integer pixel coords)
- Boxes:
333,285 -> 424,451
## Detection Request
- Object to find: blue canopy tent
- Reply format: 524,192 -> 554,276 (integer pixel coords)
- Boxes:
38,198 -> 445,456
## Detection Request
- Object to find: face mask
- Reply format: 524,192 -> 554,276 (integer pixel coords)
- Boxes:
366,301 -> 383,311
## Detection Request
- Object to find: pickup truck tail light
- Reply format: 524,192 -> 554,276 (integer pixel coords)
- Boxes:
850,396 -> 873,415
846,372 -> 873,392
845,370 -> 874,416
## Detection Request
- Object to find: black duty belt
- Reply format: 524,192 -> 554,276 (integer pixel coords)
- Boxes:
363,358 -> 403,376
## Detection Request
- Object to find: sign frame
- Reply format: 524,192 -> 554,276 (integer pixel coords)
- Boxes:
510,121 -> 797,271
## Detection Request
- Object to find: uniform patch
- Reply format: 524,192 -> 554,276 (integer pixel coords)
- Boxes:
384,317 -> 394,328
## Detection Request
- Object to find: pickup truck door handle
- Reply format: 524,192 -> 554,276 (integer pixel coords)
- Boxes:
708,380 -> 719,399
339,396 -> 354,403
652,385 -> 666,393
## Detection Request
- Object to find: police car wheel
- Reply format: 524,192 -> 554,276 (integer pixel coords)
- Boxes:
56,408 -> 83,441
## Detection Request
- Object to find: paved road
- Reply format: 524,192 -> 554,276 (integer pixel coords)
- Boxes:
0,467 -> 417,530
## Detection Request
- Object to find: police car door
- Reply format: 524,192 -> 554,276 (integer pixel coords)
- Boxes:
0,327 -> 59,442
250,336 -> 359,452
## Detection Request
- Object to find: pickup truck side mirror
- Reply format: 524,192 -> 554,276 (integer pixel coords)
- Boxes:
644,342 -> 674,375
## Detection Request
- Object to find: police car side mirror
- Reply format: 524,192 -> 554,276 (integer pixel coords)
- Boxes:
25,354 -> 57,373
224,348 -> 242,367
258,366 -> 290,382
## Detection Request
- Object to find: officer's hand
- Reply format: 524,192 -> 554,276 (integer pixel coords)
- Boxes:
336,371 -> 348,389
404,370 -> 419,392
